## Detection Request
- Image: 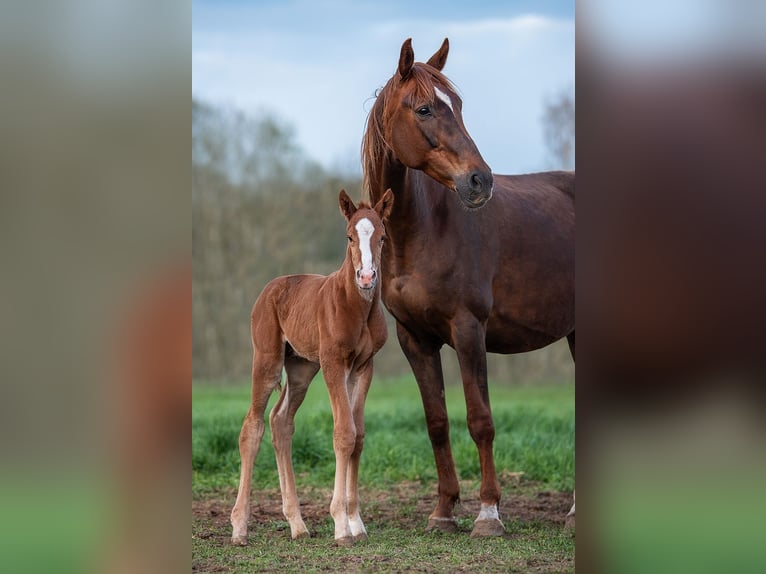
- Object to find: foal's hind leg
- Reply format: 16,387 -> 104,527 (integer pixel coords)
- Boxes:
270,355 -> 319,540
230,345 -> 284,545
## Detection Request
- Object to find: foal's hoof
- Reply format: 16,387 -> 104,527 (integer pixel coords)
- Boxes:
230,535 -> 248,546
353,532 -> 368,543
292,530 -> 311,540
335,535 -> 354,547
564,514 -> 576,530
470,518 -> 506,538
425,517 -> 458,533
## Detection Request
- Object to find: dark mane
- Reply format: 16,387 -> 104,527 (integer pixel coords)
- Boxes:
361,63 -> 458,201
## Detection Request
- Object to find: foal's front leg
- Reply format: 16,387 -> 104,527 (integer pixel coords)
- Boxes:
345,359 -> 373,541
322,358 -> 356,546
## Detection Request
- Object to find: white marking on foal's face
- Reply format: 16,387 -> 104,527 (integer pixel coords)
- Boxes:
434,86 -> 454,113
355,217 -> 375,273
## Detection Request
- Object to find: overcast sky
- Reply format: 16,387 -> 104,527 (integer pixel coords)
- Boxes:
192,1 -> 575,176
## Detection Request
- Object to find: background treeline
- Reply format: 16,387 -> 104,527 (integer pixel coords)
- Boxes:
193,95 -> 574,385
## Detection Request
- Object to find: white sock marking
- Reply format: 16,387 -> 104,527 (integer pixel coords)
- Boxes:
348,513 -> 367,537
355,217 -> 374,275
476,503 -> 499,522
434,86 -> 454,113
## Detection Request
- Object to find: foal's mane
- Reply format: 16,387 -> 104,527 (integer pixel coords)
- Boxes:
361,63 -> 458,201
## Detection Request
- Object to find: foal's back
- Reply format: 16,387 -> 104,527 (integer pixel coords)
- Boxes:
251,273 -> 330,364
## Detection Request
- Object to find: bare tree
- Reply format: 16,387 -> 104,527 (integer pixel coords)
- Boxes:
542,90 -> 575,170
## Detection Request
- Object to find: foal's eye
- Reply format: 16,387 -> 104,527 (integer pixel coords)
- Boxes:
416,105 -> 431,117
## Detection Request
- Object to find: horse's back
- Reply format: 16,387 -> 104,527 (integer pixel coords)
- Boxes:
495,170 -> 574,202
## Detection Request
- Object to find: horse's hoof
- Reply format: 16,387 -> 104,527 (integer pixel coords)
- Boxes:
564,514 -> 575,530
470,518 -> 506,538
353,532 -> 368,543
335,535 -> 354,547
231,535 -> 248,546
292,530 -> 311,540
425,517 -> 458,533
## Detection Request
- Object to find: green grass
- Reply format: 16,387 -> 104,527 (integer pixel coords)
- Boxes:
193,510 -> 573,573
193,377 -> 574,573
193,377 -> 574,495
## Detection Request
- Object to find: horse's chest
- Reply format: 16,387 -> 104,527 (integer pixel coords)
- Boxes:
384,275 -> 452,336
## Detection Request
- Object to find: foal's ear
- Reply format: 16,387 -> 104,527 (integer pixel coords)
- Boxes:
398,38 -> 414,80
375,188 -> 394,222
338,189 -> 357,220
426,38 -> 449,71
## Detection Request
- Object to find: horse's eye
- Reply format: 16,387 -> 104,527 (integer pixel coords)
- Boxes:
416,106 -> 431,117
347,236 -> 353,242
380,236 -> 386,244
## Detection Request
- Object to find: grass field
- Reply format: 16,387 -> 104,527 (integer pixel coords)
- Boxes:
193,377 -> 575,573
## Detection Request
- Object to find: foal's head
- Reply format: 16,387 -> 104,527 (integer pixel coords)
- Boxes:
363,38 -> 494,209
338,189 -> 394,294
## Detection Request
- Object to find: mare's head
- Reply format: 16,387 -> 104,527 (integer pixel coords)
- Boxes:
338,188 -> 394,294
364,38 -> 493,209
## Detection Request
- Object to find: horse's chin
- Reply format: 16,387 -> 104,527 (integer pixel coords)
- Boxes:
457,193 -> 492,211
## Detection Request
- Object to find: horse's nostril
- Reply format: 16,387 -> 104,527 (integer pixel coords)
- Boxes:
470,173 -> 482,190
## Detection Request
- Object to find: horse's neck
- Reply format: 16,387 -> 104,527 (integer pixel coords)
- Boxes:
370,157 -> 444,273
370,158 -> 437,240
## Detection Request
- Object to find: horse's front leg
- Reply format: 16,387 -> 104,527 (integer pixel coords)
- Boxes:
396,322 -> 460,533
345,358 -> 373,541
452,315 -> 505,538
321,357 -> 356,546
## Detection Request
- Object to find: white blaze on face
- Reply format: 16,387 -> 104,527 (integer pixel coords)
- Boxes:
434,86 -> 454,113
355,217 -> 375,274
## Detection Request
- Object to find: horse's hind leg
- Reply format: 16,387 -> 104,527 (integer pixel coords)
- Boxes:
567,330 -> 575,362
566,329 -> 575,527
230,335 -> 284,545
270,354 -> 319,540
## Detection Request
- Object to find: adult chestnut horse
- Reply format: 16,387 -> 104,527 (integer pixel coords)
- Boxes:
362,38 -> 574,537
231,189 -> 393,546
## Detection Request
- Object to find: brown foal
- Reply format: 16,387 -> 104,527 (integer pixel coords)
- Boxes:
230,189 -> 393,547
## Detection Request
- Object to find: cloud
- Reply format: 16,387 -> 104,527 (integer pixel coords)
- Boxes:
193,9 -> 574,173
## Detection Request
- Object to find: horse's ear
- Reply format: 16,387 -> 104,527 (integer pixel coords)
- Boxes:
398,38 -> 414,80
426,38 -> 449,71
375,188 -> 394,222
338,189 -> 357,221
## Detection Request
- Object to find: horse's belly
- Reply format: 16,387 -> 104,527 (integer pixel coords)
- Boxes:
485,320 -> 562,354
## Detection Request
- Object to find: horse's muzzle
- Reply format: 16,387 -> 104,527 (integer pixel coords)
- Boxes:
456,171 -> 493,209
356,268 -> 377,290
